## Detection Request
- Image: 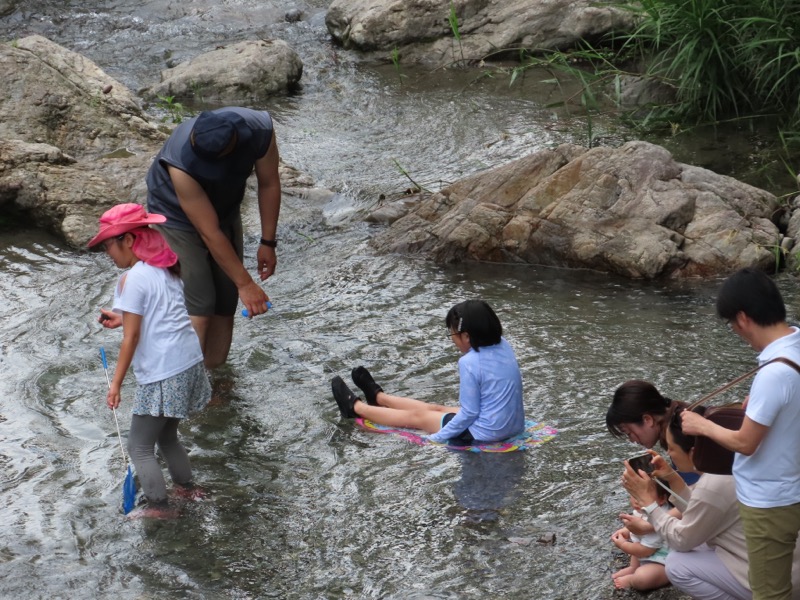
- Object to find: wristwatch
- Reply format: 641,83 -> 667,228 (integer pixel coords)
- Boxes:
641,501 -> 659,516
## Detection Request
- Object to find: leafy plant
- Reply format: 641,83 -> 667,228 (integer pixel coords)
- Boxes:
155,95 -> 187,124
188,80 -> 206,103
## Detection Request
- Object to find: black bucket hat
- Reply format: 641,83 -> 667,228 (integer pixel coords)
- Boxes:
182,110 -> 254,180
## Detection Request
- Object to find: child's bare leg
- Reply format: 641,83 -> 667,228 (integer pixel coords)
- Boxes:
611,565 -> 636,580
616,563 -> 668,591
612,556 -> 639,581
354,401 -> 452,433
376,391 -> 453,413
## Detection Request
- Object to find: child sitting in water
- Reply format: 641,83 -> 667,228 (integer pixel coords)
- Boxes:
610,486 -> 671,591
330,300 -> 525,445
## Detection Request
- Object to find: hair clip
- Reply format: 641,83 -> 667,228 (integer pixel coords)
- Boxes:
458,317 -> 463,332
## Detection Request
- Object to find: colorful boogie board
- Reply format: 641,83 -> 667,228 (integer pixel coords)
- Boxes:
355,418 -> 558,453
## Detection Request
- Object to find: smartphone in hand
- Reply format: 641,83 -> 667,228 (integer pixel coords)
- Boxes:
627,453 -> 655,475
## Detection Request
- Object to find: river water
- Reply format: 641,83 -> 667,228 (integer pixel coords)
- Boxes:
0,2 -> 796,599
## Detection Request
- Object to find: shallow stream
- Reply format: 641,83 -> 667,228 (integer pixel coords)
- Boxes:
0,2 -> 795,598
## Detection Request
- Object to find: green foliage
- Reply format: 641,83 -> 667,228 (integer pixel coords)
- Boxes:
390,47 -> 406,84
494,0 -> 800,166
188,80 -> 205,103
448,2 -> 465,65
502,46 -> 621,147
155,95 -> 187,124
618,0 -> 800,131
392,158 -> 431,194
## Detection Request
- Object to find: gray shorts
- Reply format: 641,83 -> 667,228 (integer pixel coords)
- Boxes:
155,217 -> 243,316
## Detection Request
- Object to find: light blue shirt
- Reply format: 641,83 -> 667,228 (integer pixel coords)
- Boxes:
429,337 -> 525,443
734,326 -> 800,508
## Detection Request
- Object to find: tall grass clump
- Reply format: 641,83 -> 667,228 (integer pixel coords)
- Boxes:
448,1 -> 465,65
620,0 -> 800,131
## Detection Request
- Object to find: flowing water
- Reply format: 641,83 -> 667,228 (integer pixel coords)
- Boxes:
0,2 -> 796,599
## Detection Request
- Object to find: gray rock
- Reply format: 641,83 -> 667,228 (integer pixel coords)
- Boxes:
0,36 -> 319,249
285,8 -> 303,23
0,0 -> 15,18
325,0 -> 637,67
141,39 -> 303,104
369,141 -> 783,279
1,35 -> 164,159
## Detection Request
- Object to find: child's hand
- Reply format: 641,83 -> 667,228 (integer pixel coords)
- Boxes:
98,309 -> 122,329
107,385 -> 121,409
611,527 -> 629,539
610,530 -> 629,549
619,513 -> 654,536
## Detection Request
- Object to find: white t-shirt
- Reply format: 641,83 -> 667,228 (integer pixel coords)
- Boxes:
113,262 -> 203,385
630,508 -> 669,564
734,326 -> 800,508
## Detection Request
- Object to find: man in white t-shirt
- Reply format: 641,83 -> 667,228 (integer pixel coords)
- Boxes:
682,268 -> 800,600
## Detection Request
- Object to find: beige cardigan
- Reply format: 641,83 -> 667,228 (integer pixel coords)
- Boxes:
649,473 -> 800,595
649,474 -> 749,588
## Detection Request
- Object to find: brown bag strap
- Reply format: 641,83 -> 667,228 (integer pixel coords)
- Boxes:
688,357 -> 800,411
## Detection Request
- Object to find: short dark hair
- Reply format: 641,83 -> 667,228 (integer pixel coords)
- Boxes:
716,268 -> 786,326
445,300 -> 502,351
653,478 -> 671,502
606,380 -> 674,439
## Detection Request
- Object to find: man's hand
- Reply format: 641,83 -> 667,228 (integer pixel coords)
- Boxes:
257,244 -> 277,281
239,280 -> 270,318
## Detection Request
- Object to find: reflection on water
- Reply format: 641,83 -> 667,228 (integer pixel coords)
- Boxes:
454,453 -> 526,522
3,214 -> 780,598
0,1 -> 793,598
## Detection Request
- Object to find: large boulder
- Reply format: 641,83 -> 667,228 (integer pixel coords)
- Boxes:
0,139 -> 152,246
0,36 -> 318,249
325,0 -> 636,66
369,141 -> 782,279
141,40 -> 303,104
0,35 -> 165,159
0,35 -> 166,245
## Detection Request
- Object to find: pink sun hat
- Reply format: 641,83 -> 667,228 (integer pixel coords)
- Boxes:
88,203 -> 167,248
88,203 -> 178,268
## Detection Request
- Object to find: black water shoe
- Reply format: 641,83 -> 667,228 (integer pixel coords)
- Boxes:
331,376 -> 358,418
351,366 -> 383,406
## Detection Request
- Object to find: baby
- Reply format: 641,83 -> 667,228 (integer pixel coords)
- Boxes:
610,485 -> 670,591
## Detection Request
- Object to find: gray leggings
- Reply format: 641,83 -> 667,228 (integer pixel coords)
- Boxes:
128,415 -> 192,504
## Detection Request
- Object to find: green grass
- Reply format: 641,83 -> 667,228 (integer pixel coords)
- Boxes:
448,2 -> 465,65
617,0 -> 800,131
390,47 -> 406,84
492,0 -> 800,171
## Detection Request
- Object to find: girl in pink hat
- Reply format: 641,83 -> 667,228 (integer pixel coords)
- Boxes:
90,203 -> 211,518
